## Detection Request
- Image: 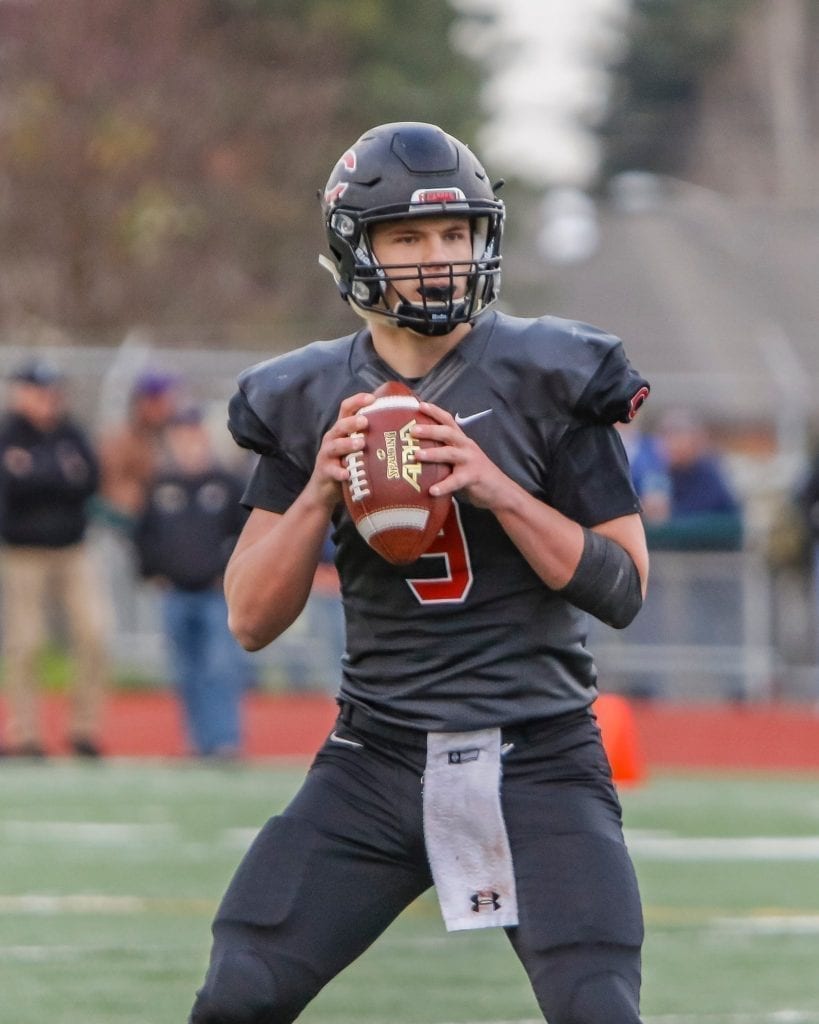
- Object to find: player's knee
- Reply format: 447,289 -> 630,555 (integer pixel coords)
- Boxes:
189,949 -> 299,1024
568,970 -> 641,1024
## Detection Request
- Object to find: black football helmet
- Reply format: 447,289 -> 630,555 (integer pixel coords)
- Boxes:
319,122 -> 504,336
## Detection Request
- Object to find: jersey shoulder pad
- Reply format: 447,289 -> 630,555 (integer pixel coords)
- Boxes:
228,335 -> 355,457
495,313 -> 649,424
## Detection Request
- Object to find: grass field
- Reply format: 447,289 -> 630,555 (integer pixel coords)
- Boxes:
2,760 -> 819,1023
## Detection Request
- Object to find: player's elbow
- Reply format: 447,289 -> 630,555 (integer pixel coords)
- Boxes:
227,608 -> 274,652
558,528 -> 644,630
602,592 -> 643,630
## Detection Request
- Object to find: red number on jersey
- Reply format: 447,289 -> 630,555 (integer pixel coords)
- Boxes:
406,500 -> 473,604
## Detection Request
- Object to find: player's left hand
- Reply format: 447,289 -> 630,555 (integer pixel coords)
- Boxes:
412,401 -> 511,511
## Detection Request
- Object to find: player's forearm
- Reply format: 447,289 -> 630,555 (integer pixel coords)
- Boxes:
493,481 -> 648,627
224,499 -> 332,651
489,478 -> 586,590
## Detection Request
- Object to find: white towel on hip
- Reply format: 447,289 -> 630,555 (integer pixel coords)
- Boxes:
422,728 -> 519,931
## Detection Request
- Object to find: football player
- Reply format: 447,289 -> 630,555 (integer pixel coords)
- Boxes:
189,122 -> 650,1024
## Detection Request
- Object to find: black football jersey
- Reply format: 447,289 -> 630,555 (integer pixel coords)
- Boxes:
228,310 -> 648,731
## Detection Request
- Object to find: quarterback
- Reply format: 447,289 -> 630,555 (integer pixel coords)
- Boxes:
189,122 -> 650,1024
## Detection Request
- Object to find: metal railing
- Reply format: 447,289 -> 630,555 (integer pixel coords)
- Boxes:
588,550 -> 781,702
97,533 -> 792,702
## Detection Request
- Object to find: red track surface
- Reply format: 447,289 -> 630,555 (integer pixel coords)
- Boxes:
5,692 -> 819,772
630,700 -> 819,772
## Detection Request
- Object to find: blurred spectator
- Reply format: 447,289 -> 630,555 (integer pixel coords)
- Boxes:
92,370 -> 180,668
312,529 -> 345,687
616,419 -> 671,523
645,408 -> 744,551
284,527 -> 345,693
133,405 -> 249,759
0,358 -> 110,758
96,370 -> 179,531
608,411 -> 744,700
797,448 -> 819,671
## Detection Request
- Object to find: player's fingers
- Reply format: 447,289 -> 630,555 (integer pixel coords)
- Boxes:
411,421 -> 460,445
429,465 -> 470,497
417,400 -> 456,427
335,413 -> 369,439
330,393 -> 374,444
337,392 -> 375,421
321,428 -> 365,465
415,442 -> 460,464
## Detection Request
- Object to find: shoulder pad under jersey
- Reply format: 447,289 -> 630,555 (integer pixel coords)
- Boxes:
227,334 -> 357,461
491,313 -> 649,424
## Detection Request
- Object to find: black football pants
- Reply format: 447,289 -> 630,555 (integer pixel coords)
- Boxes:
189,706 -> 644,1024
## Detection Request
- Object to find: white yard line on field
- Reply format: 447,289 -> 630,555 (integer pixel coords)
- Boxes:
4,819 -> 816,861
1,821 -> 179,845
642,1015 -> 819,1023
433,1015 -> 819,1024
627,833 -> 819,860
0,893 -> 214,914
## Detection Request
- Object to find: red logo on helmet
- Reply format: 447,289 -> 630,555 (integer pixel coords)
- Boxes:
324,150 -> 357,206
324,181 -> 349,206
410,187 -> 467,205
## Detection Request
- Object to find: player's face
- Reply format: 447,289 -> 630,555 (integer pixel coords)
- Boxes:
369,216 -> 473,307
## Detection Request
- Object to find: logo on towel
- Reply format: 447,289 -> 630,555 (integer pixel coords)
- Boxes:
471,889 -> 501,913
447,748 -> 479,765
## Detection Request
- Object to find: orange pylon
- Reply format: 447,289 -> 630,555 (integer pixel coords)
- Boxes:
595,693 -> 646,786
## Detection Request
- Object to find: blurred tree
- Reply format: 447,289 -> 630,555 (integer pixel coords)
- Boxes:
600,0 -> 819,202
0,0 -> 485,347
600,0 -> 750,180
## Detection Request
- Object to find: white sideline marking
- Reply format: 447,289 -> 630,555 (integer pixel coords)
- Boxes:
433,1015 -> 819,1024
627,833 -> 819,860
0,894 -> 145,914
2,945 -> 87,962
1,821 -> 178,845
222,826 -> 259,848
8,820 -> 813,861
0,943 -> 189,962
716,915 -> 819,935
0,894 -> 214,914
4,894 -> 819,940
642,1016 -> 819,1023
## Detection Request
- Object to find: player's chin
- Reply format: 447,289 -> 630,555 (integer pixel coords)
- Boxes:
402,314 -> 450,340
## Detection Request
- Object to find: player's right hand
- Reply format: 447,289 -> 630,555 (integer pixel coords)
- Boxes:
306,392 -> 373,511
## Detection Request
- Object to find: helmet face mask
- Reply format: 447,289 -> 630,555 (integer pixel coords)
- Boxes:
320,123 -> 504,336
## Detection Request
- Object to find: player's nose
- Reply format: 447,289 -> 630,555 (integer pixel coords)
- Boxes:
418,232 -> 452,267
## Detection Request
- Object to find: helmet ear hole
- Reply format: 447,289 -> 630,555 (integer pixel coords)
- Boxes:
351,280 -> 380,305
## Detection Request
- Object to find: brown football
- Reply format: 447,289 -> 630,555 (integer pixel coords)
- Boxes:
342,381 -> 452,565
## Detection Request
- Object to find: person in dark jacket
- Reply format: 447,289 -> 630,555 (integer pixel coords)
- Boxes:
134,405 -> 249,758
797,449 -> 819,677
0,358 -> 110,758
644,408 -> 743,552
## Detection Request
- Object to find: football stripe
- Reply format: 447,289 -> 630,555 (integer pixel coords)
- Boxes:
360,395 -> 420,415
357,507 -> 429,541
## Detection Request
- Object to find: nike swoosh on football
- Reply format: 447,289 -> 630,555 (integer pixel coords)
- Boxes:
454,408 -> 493,426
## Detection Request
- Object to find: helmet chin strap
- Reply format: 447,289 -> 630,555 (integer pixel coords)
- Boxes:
391,283 -> 467,337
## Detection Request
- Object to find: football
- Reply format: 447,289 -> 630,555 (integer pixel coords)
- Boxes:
342,381 -> 452,565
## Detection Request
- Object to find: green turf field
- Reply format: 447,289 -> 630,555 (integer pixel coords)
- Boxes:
2,761 -> 819,1023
